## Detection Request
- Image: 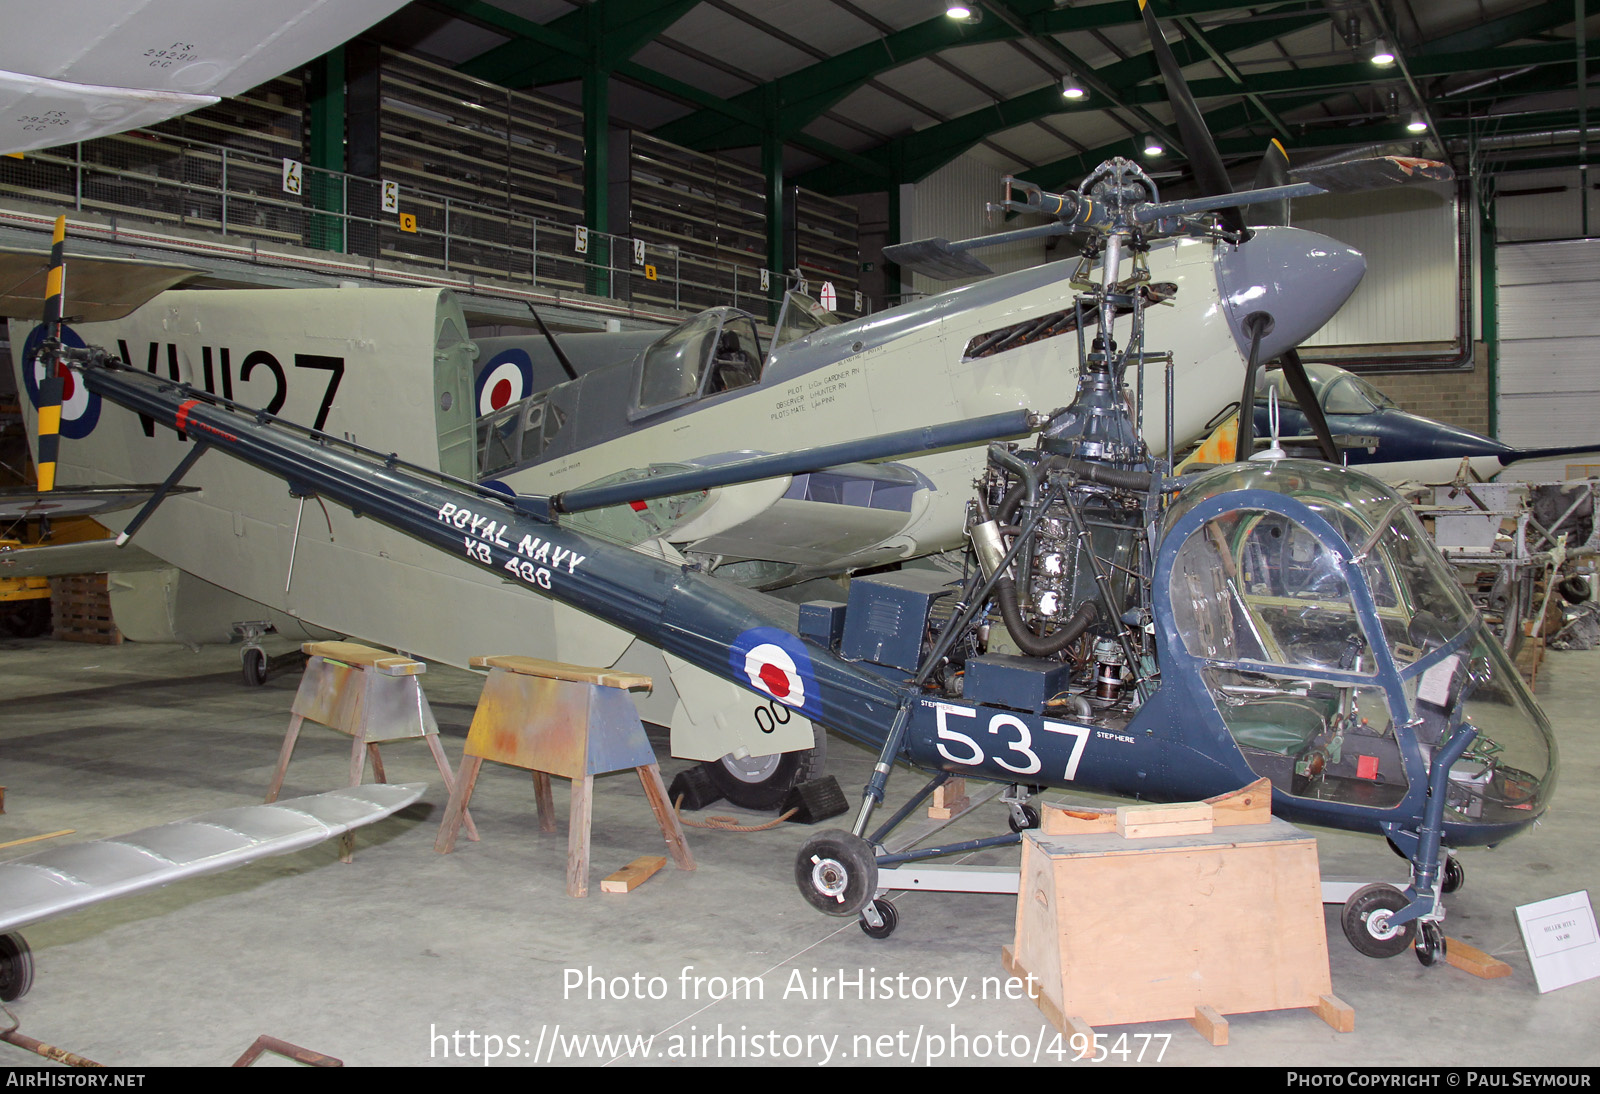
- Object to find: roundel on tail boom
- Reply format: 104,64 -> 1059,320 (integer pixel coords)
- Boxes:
730,628 -> 825,721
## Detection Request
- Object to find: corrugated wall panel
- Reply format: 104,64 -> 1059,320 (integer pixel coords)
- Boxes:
1495,237 -> 1600,481
1291,182 -> 1458,346
905,155 -> 1049,297
1496,168 -> 1592,243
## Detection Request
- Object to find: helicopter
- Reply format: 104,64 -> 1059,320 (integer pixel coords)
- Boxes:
27,121 -> 1558,968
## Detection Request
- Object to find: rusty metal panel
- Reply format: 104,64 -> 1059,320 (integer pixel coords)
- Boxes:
464,670 -> 655,776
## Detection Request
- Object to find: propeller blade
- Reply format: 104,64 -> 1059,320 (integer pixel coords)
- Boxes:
1250,139 -> 1292,227
1276,349 -> 1339,463
1290,155 -> 1453,194
527,304 -> 579,382
34,214 -> 68,493
1138,0 -> 1245,234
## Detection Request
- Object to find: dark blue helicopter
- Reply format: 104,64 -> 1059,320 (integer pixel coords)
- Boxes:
24,2 -> 1557,971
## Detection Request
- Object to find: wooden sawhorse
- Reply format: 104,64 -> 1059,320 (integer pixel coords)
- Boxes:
265,641 -> 476,854
433,655 -> 694,897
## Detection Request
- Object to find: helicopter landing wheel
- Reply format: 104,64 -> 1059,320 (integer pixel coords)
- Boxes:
859,898 -> 899,940
1414,921 -> 1447,967
1341,883 -> 1417,959
1007,804 -> 1040,833
795,830 -> 877,917
1442,855 -> 1465,895
0,932 -> 34,1001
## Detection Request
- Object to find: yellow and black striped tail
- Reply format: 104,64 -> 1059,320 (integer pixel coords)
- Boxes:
34,214 -> 68,492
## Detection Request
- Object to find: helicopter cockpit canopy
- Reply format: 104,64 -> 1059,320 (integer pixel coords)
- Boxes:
1160,460 -> 1556,835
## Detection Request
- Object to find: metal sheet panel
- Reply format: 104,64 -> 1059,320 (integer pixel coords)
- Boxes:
0,784 -> 425,934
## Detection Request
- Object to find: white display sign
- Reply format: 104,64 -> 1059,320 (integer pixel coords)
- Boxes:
381,180 -> 399,213
633,238 -> 645,266
819,281 -> 837,312
760,268 -> 770,292
854,290 -> 862,311
281,158 -> 302,196
1516,890 -> 1600,993
574,225 -> 589,254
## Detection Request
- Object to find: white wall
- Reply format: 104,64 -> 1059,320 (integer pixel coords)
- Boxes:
1292,181 -> 1459,347
902,154 -> 1051,298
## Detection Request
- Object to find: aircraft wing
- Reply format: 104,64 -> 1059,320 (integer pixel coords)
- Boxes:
0,537 -> 166,578
0,0 -> 410,153
0,248 -> 198,323
0,783 -> 425,934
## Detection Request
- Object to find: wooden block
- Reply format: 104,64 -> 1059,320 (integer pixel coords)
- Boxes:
1311,993 -> 1355,1033
601,856 -> 667,893
1444,939 -> 1513,979
470,655 -> 652,692
1205,777 -> 1273,826
1189,1004 -> 1228,1046
1116,801 -> 1214,839
928,778 -> 970,820
1041,804 -> 1116,835
1013,818 -> 1332,1028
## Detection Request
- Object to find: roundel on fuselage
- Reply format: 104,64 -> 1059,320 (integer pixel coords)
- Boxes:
21,322 -> 100,439
476,348 -> 534,416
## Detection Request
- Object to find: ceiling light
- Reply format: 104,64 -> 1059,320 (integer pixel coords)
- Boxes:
1142,133 -> 1163,157
1061,74 -> 1085,100
1371,37 -> 1395,66
1406,111 -> 1428,133
946,4 -> 972,17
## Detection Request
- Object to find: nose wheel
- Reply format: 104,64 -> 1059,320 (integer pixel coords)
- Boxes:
0,933 -> 33,1001
1341,883 -> 1417,959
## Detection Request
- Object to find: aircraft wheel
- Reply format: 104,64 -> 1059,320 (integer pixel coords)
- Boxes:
0,933 -> 34,1001
704,722 -> 826,811
1007,804 -> 1040,833
1415,921 -> 1447,967
1341,883 -> 1416,959
241,647 -> 268,688
795,829 -> 877,917
1442,855 -> 1465,895
859,898 -> 899,940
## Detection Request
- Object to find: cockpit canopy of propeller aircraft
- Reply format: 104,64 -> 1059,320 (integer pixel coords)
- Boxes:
1161,460 -> 1556,837
479,291 -> 842,477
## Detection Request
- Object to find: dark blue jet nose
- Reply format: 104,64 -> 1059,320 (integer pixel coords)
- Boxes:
1213,226 -> 1366,362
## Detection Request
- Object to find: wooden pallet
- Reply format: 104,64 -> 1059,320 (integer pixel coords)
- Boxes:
49,574 -> 122,645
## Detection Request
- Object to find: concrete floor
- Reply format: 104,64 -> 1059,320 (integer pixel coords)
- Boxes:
0,634 -> 1595,1069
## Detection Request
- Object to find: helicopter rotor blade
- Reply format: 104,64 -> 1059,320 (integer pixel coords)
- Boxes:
1290,155 -> 1454,193
883,221 -> 1072,281
33,214 -> 68,493
1138,0 -> 1245,235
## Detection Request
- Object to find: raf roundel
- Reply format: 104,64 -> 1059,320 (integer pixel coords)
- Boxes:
475,348 -> 534,416
729,628 -> 823,721
20,322 -> 99,439
744,642 -> 805,708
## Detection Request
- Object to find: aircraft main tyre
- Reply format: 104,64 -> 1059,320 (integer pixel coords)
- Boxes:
1341,883 -> 1417,958
795,829 -> 877,917
0,932 -> 33,1001
704,722 -> 826,811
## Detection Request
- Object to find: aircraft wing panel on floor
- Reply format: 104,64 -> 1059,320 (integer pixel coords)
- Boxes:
0,784 -> 425,934
0,537 -> 164,579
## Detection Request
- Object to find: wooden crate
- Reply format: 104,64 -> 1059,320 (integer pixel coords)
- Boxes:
50,573 -> 122,645
1008,816 -> 1346,1041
